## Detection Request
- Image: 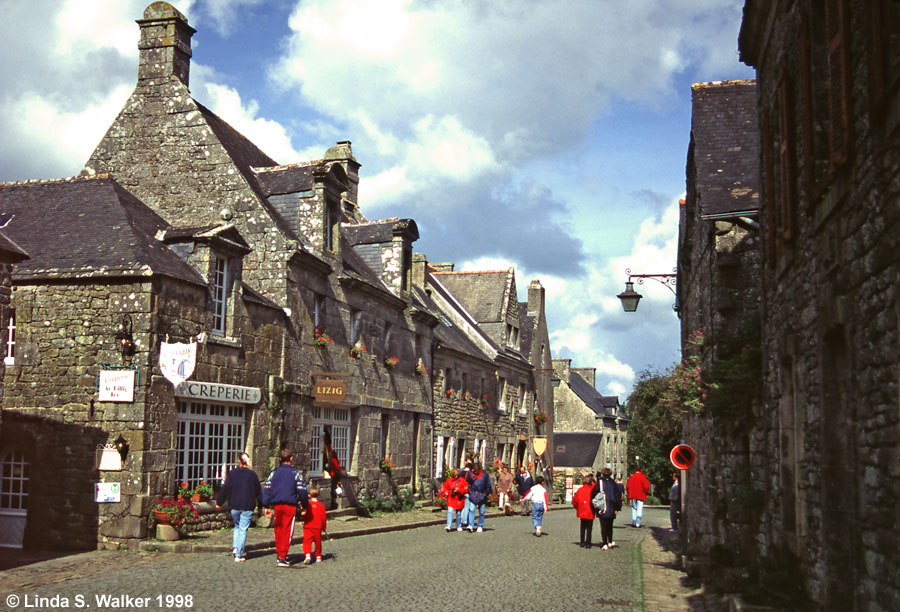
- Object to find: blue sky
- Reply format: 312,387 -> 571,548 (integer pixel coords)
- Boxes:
0,0 -> 755,398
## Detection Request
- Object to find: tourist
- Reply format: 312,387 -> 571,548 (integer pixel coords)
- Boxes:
626,466 -> 651,528
669,472 -> 681,532
594,467 -> 622,550
301,485 -> 327,564
440,468 -> 469,532
496,464 -> 514,514
466,462 -> 492,533
459,454 -> 475,529
215,452 -> 262,563
262,448 -> 309,567
322,428 -> 344,510
514,465 -> 535,516
521,475 -> 550,536
572,471 -> 596,548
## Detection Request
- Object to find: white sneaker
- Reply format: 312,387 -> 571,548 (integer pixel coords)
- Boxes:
445,526 -> 452,532
457,527 -> 463,532
476,527 -> 483,533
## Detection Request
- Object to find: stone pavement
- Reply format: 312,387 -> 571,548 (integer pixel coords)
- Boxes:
0,506 -> 729,611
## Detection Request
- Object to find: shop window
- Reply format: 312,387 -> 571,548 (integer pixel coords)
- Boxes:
176,401 -> 246,486
310,406 -> 350,476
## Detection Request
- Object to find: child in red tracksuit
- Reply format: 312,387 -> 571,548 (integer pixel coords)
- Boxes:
302,485 -> 327,564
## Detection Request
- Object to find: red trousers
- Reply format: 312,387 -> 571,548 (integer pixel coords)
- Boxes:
272,504 -> 296,559
302,527 -> 323,557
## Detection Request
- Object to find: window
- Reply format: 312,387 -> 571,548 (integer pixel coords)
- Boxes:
497,377 -> 507,412
176,400 -> 246,486
351,308 -> 364,345
313,293 -> 326,330
211,256 -> 229,336
401,246 -> 412,292
512,326 -> 519,348
825,0 -> 851,170
310,406 -> 350,475
380,413 -> 390,460
505,324 -> 512,345
435,436 -> 445,477
461,372 -> 468,399
324,198 -> 340,252
1,448 -> 28,512
3,309 -> 14,366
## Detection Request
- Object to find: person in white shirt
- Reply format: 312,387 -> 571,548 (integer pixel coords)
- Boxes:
521,475 -> 551,536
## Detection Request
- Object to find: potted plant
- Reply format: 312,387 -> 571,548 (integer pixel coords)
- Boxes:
313,326 -> 333,348
350,339 -> 366,358
534,410 -> 549,425
384,355 -> 399,368
379,456 -> 395,476
148,497 -> 199,540
480,395 -> 490,408
191,481 -> 214,502
176,481 -> 192,500
415,359 -> 427,375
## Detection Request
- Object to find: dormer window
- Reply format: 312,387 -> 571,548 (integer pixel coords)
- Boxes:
211,255 -> 229,336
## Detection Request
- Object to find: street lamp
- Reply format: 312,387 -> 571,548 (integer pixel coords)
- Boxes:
617,269 -> 677,313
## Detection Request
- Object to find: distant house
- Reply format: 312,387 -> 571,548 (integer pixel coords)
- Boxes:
551,358 -> 627,478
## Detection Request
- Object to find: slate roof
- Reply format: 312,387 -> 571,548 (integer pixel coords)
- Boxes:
552,432 -> 603,468
431,269 -> 511,323
412,285 -> 491,361
0,176 -> 205,285
252,163 -> 317,197
344,218 -> 419,246
689,80 -> 760,218
567,370 -> 618,417
518,302 -> 535,356
0,230 -> 28,263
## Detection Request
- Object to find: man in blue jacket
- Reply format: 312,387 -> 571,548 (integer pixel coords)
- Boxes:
514,465 -> 534,516
216,452 -> 262,562
262,449 -> 309,567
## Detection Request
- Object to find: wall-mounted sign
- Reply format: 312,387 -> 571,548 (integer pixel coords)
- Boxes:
314,379 -> 348,403
95,482 -> 121,503
98,369 -> 136,403
96,444 -> 123,471
159,341 -> 197,386
175,380 -> 261,404
532,436 -> 547,456
670,444 -> 697,470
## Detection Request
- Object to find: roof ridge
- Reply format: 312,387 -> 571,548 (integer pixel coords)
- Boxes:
432,269 -> 509,275
252,160 -> 322,173
0,173 -> 113,188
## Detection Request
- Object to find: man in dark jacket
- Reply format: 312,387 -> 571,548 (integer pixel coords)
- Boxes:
216,452 -> 262,562
592,467 -> 623,550
514,465 -> 534,516
465,463 -> 492,532
262,449 -> 309,567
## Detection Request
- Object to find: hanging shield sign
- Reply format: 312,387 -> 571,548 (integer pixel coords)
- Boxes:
159,341 -> 197,386
532,437 -> 547,456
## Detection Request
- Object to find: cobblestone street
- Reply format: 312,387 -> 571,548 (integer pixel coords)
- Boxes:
0,507 -> 726,612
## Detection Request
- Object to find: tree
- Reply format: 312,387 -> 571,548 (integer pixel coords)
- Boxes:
625,368 -> 682,502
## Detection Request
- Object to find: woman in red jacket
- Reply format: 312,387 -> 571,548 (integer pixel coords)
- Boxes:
440,468 -> 469,532
572,472 -> 596,548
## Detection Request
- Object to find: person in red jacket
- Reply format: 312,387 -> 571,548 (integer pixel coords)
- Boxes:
626,466 -> 651,527
440,468 -> 469,532
301,485 -> 328,564
572,472 -> 596,548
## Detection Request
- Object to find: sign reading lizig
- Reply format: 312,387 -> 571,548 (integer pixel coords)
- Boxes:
314,379 -> 348,403
98,370 -> 136,402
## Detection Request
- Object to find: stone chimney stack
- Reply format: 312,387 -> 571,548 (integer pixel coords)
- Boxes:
572,367 -> 597,388
527,280 -> 545,316
412,253 -> 428,289
324,141 -> 361,215
136,2 -> 195,86
552,358 -> 571,383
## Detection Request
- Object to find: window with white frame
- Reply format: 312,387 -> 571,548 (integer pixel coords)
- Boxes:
0,447 -> 28,512
211,256 -> 229,336
176,400 -> 246,486
497,377 -> 507,412
445,437 -> 455,469
435,436 -> 445,477
350,308 -> 363,345
3,309 -> 15,366
310,406 -> 350,476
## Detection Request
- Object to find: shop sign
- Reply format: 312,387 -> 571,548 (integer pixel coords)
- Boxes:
95,482 -> 121,503
98,369 -> 136,403
175,380 -> 261,404
314,379 -> 348,403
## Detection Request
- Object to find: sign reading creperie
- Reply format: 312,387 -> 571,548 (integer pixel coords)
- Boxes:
175,381 -> 261,404
314,379 -> 347,403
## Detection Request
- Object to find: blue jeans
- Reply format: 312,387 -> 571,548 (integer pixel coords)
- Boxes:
472,503 -> 486,528
461,494 -> 473,526
446,507 -> 464,529
531,502 -> 545,529
631,499 -> 644,526
230,509 -> 253,558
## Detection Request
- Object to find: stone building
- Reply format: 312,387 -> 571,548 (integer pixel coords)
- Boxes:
675,2 -> 900,609
0,2 -> 438,550
419,264 -> 551,479
677,80 -> 762,582
551,358 -> 628,479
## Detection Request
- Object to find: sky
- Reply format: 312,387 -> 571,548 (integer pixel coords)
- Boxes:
0,0 -> 755,399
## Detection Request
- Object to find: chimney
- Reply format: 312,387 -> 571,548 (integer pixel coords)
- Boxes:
412,253 -> 428,289
527,280 -> 545,316
136,2 -> 195,86
572,368 -> 596,388
324,141 -> 361,215
552,358 -> 571,383
430,262 -> 455,273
